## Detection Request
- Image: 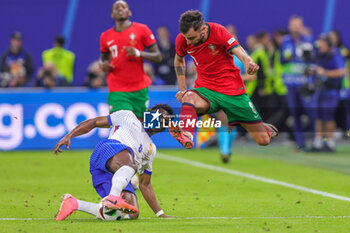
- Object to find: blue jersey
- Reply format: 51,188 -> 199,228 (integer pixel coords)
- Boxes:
280,35 -> 313,86
316,50 -> 345,89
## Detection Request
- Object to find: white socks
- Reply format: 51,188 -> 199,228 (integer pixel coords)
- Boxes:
313,136 -> 323,149
74,166 -> 135,220
326,138 -> 335,149
77,200 -> 100,217
109,165 -> 135,196
77,200 -> 131,220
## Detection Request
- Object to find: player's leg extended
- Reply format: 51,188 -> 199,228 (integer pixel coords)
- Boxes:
89,140 -> 138,213
56,195 -> 127,221
215,110 -> 237,163
169,90 -> 210,149
98,190 -> 139,220
102,150 -> 138,213
93,173 -> 138,220
240,122 -> 278,146
56,192 -> 138,221
224,93 -> 278,145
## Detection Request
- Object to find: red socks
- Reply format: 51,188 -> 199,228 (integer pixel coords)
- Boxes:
180,103 -> 197,137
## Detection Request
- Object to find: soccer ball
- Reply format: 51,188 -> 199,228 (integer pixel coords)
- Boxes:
98,207 -> 130,221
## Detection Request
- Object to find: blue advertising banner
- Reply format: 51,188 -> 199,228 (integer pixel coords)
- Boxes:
0,88 -> 183,150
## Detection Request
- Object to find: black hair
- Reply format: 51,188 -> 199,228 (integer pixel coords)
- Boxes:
179,10 -> 204,34
255,31 -> 269,40
273,29 -> 289,36
151,104 -> 174,120
55,36 -> 65,47
319,34 -> 333,48
11,31 -> 22,40
289,14 -> 304,21
113,0 -> 129,8
329,29 -> 343,48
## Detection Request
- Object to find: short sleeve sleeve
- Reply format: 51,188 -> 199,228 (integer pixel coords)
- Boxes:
215,24 -> 240,53
139,162 -> 153,175
138,144 -> 156,175
175,34 -> 187,57
108,110 -> 135,127
333,53 -> 346,69
142,25 -> 157,48
100,32 -> 109,53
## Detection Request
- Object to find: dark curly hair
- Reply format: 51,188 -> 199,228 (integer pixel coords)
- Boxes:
179,10 -> 204,34
150,104 -> 175,120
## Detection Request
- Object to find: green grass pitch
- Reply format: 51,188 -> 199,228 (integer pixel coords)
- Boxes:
1,145 -> 350,232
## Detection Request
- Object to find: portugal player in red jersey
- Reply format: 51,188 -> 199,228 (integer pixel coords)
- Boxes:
99,0 -> 162,118
169,10 -> 278,149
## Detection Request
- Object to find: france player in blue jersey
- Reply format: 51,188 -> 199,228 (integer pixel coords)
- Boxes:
54,104 -> 174,221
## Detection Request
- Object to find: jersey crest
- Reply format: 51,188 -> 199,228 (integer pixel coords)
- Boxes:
129,33 -> 136,45
208,44 -> 219,56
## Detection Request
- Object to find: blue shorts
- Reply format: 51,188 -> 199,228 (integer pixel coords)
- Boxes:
315,90 -> 340,121
90,139 -> 135,198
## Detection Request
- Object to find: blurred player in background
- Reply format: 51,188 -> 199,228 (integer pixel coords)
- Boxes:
54,104 -> 174,220
311,35 -> 345,152
328,30 -> 350,136
42,36 -> 75,86
280,15 -> 315,152
169,10 -> 278,150
99,0 -> 162,119
154,26 -> 177,85
0,32 -> 34,87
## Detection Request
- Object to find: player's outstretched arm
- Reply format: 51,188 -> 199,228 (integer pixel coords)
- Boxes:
53,116 -> 109,154
230,46 -> 259,75
139,173 -> 174,218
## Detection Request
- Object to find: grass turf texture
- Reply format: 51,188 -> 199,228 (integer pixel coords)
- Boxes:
1,145 -> 350,232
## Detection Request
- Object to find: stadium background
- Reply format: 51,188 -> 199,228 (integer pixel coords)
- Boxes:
1,0 -> 349,86
1,0 -> 349,150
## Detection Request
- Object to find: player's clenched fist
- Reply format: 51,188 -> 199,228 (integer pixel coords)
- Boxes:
123,46 -> 141,57
99,60 -> 115,72
246,61 -> 260,75
176,90 -> 186,103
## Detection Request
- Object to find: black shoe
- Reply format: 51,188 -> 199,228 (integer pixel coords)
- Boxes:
309,146 -> 323,153
221,154 -> 231,163
293,145 -> 308,153
324,144 -> 336,153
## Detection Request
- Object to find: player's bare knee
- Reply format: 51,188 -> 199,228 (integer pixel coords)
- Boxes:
182,91 -> 197,105
256,135 -> 270,146
107,151 -> 136,173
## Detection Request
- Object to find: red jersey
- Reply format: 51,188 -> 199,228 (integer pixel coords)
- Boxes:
100,22 -> 157,92
176,22 -> 245,95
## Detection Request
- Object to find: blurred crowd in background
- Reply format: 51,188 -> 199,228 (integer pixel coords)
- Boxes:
1,15 -> 349,152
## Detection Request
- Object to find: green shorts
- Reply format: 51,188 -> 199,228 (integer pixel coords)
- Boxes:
107,87 -> 149,118
193,87 -> 262,125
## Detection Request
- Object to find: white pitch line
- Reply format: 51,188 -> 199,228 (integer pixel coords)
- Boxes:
158,153 -> 350,202
1,216 -> 350,221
